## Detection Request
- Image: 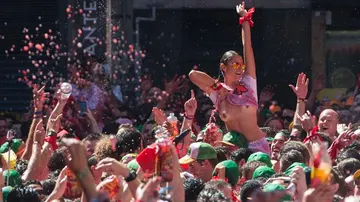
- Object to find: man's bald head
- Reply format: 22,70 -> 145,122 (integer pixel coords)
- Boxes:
320,109 -> 339,120
318,109 -> 339,139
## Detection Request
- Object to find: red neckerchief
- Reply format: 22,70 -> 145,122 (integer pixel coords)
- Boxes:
239,8 -> 255,27
303,126 -> 323,143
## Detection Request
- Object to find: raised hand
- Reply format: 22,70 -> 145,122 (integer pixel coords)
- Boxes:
61,138 -> 88,174
48,167 -> 68,200
290,166 -> 307,200
259,85 -> 275,103
34,120 -> 45,146
184,90 -> 197,117
95,157 -> 130,177
152,107 -> 167,125
136,177 -> 161,202
289,73 -> 309,99
296,110 -> 316,132
164,75 -> 185,95
33,85 -> 48,111
335,123 -> 355,148
236,1 -> 248,17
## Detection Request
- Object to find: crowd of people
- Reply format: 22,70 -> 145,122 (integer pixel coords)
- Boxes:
1,2 -> 360,202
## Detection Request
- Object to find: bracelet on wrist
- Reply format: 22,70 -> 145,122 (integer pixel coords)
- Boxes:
297,98 -> 306,103
184,114 -> 194,120
239,8 -> 255,27
34,111 -> 42,115
124,170 -> 137,182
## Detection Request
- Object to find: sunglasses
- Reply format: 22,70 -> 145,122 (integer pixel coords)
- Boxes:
232,63 -> 246,70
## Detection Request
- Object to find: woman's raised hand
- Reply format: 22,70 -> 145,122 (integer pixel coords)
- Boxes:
236,1 -> 247,17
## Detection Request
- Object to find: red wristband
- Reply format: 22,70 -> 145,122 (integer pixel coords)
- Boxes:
239,8 -> 255,27
44,135 -> 58,150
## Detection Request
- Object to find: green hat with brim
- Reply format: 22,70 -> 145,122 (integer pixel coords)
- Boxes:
247,152 -> 272,167
0,139 -> 23,153
252,166 -> 275,180
216,132 -> 248,148
263,183 -> 292,201
284,162 -> 309,176
3,170 -> 21,187
212,160 -> 240,187
179,142 -> 217,165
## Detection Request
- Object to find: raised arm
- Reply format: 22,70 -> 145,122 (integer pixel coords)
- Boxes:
237,2 -> 256,79
178,90 -> 197,158
22,85 -> 47,160
188,70 -> 215,95
289,73 -> 309,127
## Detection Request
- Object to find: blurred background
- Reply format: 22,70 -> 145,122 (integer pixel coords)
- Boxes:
0,0 -> 359,114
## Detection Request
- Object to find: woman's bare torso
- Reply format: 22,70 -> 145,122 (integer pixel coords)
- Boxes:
218,97 -> 265,142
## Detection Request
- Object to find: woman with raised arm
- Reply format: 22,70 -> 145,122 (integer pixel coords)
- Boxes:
188,2 -> 269,154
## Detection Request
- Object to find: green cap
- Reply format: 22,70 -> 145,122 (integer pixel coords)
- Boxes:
127,159 -> 140,172
263,183 -> 292,201
266,137 -> 274,142
0,139 -> 23,153
218,132 -> 248,148
247,152 -> 272,167
252,166 -> 275,180
2,186 -> 13,202
3,170 -> 21,187
284,162 -> 308,176
179,142 -> 217,165
213,160 -> 240,187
